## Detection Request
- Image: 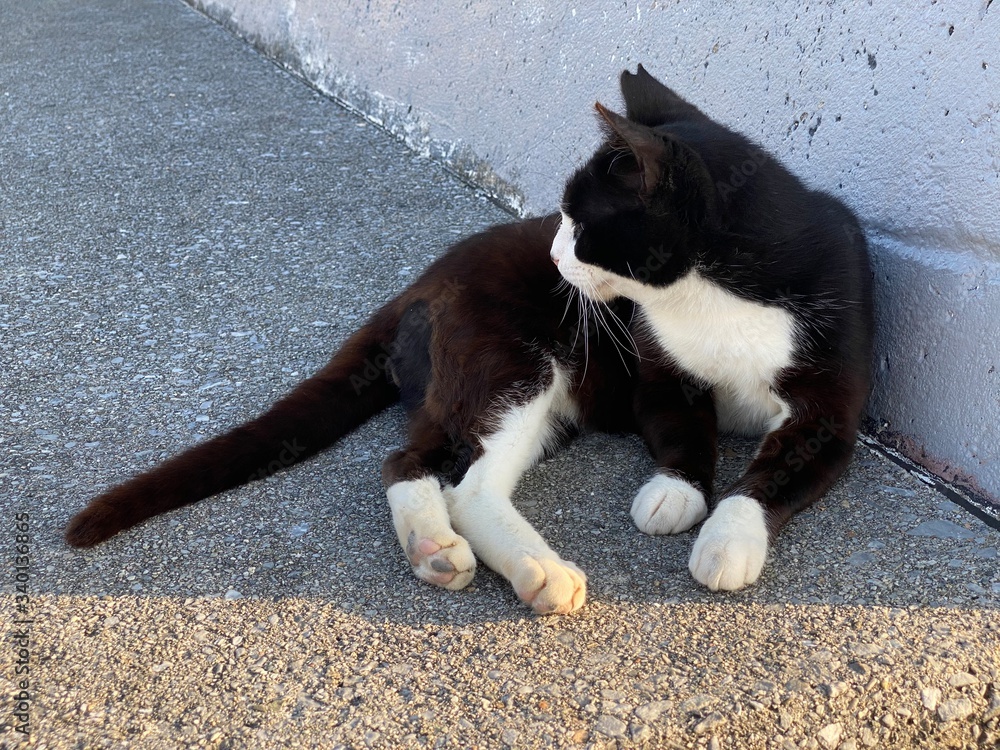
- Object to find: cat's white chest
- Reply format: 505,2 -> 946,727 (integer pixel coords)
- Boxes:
638,272 -> 797,435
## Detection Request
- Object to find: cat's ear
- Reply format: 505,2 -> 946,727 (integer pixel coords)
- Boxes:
620,64 -> 706,125
596,101 -> 716,220
595,101 -> 665,195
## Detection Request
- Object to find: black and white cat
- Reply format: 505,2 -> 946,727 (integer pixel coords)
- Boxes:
65,66 -> 873,615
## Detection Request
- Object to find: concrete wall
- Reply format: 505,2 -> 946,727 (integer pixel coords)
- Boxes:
182,0 -> 1000,504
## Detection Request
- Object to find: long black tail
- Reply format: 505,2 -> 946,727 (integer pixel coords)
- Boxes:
65,302 -> 403,547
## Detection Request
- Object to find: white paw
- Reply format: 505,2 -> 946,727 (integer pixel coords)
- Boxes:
505,554 -> 587,615
406,530 -> 477,590
386,478 -> 476,590
689,495 -> 769,591
631,474 -> 707,535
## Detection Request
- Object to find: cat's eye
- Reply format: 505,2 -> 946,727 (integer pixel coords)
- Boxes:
572,222 -> 584,239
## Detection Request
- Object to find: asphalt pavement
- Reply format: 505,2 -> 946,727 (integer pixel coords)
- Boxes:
1,1 -> 998,748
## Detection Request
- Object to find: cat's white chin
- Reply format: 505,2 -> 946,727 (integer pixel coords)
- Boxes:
558,267 -> 618,302
572,278 -> 618,302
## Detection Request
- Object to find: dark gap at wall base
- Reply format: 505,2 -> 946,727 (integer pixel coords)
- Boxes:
860,432 -> 1000,532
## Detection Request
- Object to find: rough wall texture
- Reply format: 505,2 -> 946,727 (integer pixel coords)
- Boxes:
182,0 -> 1000,503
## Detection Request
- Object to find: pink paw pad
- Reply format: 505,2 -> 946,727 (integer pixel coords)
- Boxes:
405,531 -> 476,590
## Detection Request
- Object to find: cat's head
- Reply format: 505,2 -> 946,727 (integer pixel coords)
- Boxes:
551,66 -> 721,302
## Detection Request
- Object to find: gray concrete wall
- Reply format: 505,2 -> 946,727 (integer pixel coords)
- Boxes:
182,0 -> 1000,503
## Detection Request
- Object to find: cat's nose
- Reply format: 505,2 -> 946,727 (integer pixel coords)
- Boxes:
550,251 -> 560,266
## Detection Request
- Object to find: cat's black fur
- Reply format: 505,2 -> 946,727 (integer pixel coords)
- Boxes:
66,66 -> 873,614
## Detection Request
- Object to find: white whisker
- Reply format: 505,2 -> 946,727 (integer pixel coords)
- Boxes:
579,288 -> 591,383
591,300 -> 639,368
556,279 -> 575,328
571,275 -> 639,370
599,301 -> 641,358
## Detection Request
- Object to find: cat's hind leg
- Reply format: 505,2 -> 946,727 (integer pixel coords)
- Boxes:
382,318 -> 476,590
382,438 -> 476,590
445,365 -> 586,615
380,299 -> 477,589
382,412 -> 477,590
384,475 -> 476,590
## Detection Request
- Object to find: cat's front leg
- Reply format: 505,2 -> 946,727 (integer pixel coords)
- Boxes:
688,494 -> 769,591
631,473 -> 709,534
631,353 -> 717,535
689,408 -> 859,591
